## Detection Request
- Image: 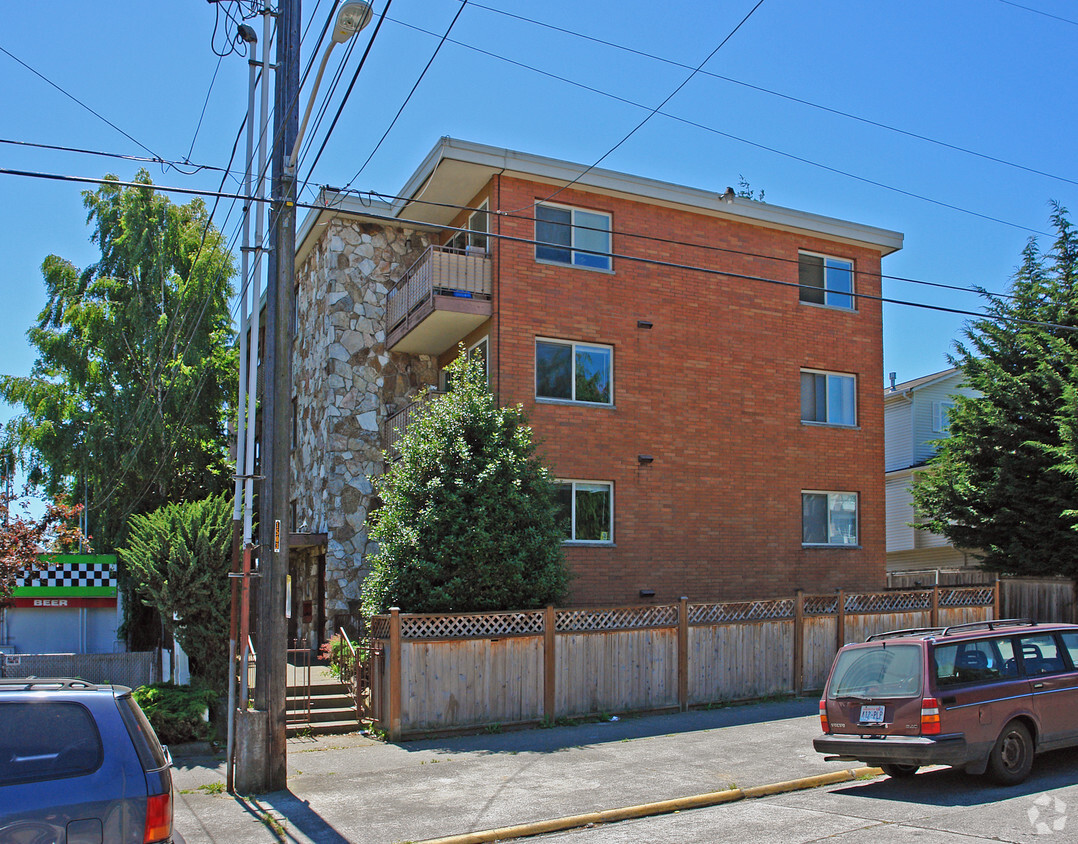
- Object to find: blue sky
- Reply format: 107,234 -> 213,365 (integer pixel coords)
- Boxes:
2,0 -> 1076,412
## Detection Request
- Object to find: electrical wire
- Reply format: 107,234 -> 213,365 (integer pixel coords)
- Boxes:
186,54 -> 225,162
0,138 -> 243,182
461,0 -> 1078,190
299,0 -> 399,197
0,44 -> 160,161
339,0 -> 466,191
512,0 -> 767,213
996,0 -> 1078,26
385,15 -> 1051,237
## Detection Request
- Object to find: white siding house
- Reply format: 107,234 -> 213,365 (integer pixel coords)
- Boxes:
884,368 -> 980,571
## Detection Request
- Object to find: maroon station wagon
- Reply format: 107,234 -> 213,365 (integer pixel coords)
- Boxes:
814,619 -> 1078,784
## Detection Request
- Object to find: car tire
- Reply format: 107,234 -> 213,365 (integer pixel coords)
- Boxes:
880,763 -> 919,778
986,720 -> 1033,785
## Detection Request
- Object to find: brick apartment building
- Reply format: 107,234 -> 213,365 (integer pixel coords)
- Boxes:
287,138 -> 903,646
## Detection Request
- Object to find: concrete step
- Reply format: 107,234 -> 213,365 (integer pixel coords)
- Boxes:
287,693 -> 354,710
287,705 -> 356,724
286,717 -> 360,737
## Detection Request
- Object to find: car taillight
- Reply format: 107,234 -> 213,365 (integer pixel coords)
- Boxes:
144,791 -> 172,843
920,697 -> 941,735
819,699 -> 829,732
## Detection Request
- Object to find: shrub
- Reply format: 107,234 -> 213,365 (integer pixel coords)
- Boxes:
133,683 -> 218,745
319,633 -> 356,683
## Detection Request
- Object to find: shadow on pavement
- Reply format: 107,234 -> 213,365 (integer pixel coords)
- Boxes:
240,791 -> 350,844
398,697 -> 819,756
826,746 -> 1078,807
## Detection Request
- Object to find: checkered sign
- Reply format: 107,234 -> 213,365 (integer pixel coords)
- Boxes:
13,555 -> 117,597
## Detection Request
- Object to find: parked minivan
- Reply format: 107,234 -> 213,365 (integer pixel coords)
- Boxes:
814,619 -> 1078,784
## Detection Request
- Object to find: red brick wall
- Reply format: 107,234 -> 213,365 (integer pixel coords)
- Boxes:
444,175 -> 886,605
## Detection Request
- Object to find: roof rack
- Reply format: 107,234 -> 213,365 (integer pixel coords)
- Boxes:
940,618 -> 1035,636
866,627 -> 945,642
0,677 -> 100,691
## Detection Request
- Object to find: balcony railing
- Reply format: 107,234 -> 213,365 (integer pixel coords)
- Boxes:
386,245 -> 492,355
384,390 -> 442,453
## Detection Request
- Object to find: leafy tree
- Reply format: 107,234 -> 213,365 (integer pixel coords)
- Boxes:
120,493 -> 232,690
0,171 -> 236,554
913,204 -> 1078,577
362,351 -> 570,618
0,482 -> 87,605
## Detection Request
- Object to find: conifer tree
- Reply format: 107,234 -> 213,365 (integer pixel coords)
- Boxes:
914,204 -> 1078,576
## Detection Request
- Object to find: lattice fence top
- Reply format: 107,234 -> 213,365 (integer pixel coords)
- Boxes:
370,617 -> 390,639
689,599 -> 794,624
802,595 -> 840,616
845,590 -> 932,613
399,610 -> 545,640
940,586 -> 995,607
556,605 -> 678,632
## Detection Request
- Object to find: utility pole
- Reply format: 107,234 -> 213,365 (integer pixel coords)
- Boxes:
246,0 -> 299,793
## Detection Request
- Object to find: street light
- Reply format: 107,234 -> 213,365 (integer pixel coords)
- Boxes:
287,1 -> 373,173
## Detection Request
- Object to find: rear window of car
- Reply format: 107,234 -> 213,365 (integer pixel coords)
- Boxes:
116,692 -> 168,770
828,644 -> 922,698
934,636 -> 1017,686
0,701 -> 103,786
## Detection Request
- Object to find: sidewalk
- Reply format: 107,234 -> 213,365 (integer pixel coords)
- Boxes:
173,698 -> 846,844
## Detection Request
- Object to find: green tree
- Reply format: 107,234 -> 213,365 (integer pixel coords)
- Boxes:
0,171 -> 236,553
913,204 -> 1078,576
120,494 -> 232,690
362,351 -> 570,618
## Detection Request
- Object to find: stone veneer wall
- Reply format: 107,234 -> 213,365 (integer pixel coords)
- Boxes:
292,218 -> 437,637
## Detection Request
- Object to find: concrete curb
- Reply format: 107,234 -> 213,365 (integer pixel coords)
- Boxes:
417,766 -> 884,844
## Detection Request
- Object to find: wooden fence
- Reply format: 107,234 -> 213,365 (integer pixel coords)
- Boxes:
887,571 -> 1076,624
366,585 -> 998,739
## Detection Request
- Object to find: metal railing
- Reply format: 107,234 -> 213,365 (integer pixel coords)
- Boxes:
384,390 -> 443,452
386,245 -> 492,334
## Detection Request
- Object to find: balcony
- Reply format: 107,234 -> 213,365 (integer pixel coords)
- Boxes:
386,245 -> 492,355
384,391 -> 442,453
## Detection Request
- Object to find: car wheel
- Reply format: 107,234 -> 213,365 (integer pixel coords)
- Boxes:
880,763 -> 919,778
986,721 -> 1033,785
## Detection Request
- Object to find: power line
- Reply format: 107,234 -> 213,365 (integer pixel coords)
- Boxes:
299,0 -> 400,196
0,44 -> 160,161
514,0 -> 767,212
339,0 -> 466,191
386,17 -> 1050,238
463,0 -> 1078,190
186,54 -> 225,162
996,0 -> 1078,26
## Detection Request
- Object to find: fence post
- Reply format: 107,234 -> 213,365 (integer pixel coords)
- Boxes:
389,607 -> 402,741
836,590 -> 845,650
994,578 -> 1001,620
678,597 -> 689,712
793,590 -> 804,696
544,605 -> 556,722
931,585 -> 940,628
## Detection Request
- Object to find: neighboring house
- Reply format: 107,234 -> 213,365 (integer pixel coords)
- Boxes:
287,138 -> 903,645
1,555 -> 123,654
884,368 -> 979,572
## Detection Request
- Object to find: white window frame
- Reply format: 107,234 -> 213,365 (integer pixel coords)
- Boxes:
801,490 -> 859,547
441,335 -> 489,391
800,369 -> 857,427
798,251 -> 855,311
535,202 -> 612,271
535,338 -> 614,406
933,400 -> 955,433
555,480 -> 614,544
446,200 -> 489,254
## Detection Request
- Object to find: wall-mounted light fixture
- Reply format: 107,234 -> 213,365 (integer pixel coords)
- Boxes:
637,320 -> 653,329
638,454 -> 654,465
639,589 -> 655,598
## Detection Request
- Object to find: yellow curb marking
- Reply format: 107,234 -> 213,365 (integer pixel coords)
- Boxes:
417,767 -> 883,844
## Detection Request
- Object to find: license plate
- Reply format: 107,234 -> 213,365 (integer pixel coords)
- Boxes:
859,705 -> 886,724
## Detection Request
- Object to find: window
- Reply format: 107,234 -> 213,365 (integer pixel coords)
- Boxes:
933,400 -> 955,433
536,339 -> 612,405
0,702 -> 103,786
535,203 -> 611,270
799,252 -> 854,310
801,370 -> 856,426
1018,634 -> 1068,676
444,336 -> 488,391
935,637 -> 1017,686
446,201 -> 489,253
554,481 -> 613,542
802,491 -> 858,546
